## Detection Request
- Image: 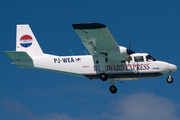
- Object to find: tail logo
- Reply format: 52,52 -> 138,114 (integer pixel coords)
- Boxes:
20,35 -> 33,48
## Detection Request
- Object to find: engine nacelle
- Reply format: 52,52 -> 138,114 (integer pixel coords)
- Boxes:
108,46 -> 128,61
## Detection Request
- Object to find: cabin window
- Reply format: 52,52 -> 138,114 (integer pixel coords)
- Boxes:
134,56 -> 144,62
146,55 -> 157,62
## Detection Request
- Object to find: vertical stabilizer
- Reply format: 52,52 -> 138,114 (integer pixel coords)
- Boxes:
16,25 -> 43,57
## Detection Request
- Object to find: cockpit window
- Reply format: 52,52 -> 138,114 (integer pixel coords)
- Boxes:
146,55 -> 157,62
134,56 -> 144,62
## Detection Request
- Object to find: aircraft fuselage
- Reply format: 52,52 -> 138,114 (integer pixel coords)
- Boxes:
13,53 -> 177,81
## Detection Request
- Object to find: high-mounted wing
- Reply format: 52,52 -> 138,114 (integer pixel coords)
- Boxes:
72,23 -> 128,61
72,23 -> 119,56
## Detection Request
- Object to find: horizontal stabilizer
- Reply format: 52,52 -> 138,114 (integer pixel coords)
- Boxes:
4,51 -> 32,61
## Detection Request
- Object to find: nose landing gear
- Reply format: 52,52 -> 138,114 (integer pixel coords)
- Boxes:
167,73 -> 173,83
167,75 -> 173,83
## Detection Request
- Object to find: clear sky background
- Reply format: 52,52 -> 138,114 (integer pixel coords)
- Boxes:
0,0 -> 180,120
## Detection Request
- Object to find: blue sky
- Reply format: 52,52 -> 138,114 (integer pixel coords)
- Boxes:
1,0 -> 180,120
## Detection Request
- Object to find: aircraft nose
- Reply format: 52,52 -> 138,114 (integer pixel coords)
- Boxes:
169,64 -> 177,72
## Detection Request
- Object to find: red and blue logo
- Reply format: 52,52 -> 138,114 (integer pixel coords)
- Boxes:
20,35 -> 33,48
76,58 -> 81,62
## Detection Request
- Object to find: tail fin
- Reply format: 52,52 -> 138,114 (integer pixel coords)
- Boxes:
16,25 -> 43,57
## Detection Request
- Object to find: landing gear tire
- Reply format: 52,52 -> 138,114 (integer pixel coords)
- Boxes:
109,85 -> 117,94
100,73 -> 108,81
167,76 -> 173,83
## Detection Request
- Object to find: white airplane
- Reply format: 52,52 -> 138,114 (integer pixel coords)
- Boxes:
5,23 -> 177,94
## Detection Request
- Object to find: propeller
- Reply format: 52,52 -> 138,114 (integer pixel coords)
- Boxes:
126,41 -> 135,62
127,41 -> 135,55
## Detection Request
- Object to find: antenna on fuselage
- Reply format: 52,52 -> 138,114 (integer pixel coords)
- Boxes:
139,48 -> 143,53
70,49 -> 74,56
84,50 -> 88,55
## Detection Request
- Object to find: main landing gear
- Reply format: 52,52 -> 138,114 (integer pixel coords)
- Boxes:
167,73 -> 173,83
100,73 -> 108,81
109,85 -> 117,94
100,73 -> 118,94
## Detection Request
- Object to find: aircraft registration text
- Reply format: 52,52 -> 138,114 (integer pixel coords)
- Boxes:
54,58 -> 81,63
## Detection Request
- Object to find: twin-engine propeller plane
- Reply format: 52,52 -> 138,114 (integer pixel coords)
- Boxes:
5,23 -> 177,94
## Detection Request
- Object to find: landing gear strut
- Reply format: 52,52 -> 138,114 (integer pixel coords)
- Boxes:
100,73 -> 108,81
167,74 -> 173,83
109,85 -> 117,94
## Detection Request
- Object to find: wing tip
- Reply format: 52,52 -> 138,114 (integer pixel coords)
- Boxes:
72,23 -> 106,29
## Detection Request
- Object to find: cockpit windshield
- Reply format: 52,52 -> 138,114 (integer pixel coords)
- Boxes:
146,55 -> 157,62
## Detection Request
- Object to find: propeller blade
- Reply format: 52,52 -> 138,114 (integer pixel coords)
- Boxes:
127,41 -> 135,55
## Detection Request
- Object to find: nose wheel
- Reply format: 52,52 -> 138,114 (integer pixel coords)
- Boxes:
167,75 -> 173,83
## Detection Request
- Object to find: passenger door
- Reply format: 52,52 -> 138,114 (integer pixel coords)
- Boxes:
134,56 -> 145,73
